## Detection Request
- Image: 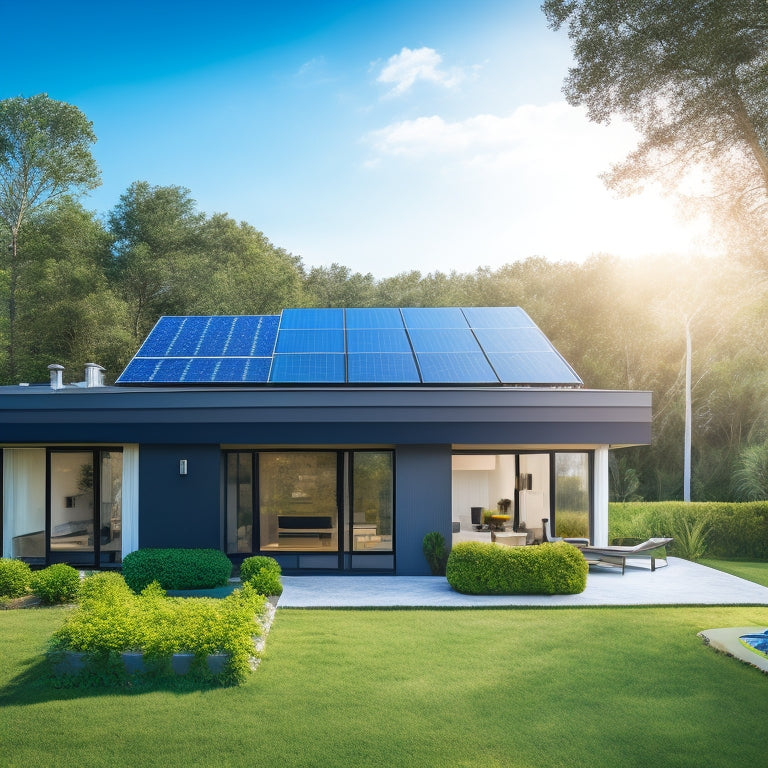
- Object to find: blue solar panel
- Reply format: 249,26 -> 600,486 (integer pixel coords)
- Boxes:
115,357 -> 163,383
118,307 -> 582,387
227,315 -> 279,356
416,353 -> 499,383
347,329 -> 412,354
167,317 -> 211,356
462,306 -> 535,328
487,351 -> 582,385
347,353 -> 420,383
275,329 -> 345,354
407,328 -> 482,354
345,308 -> 404,329
472,327 -> 553,354
135,317 -> 185,357
279,308 -> 344,329
401,307 -> 468,329
269,353 -> 346,383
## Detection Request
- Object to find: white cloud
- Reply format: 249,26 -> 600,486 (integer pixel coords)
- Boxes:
366,103 -> 639,171
376,46 -> 465,96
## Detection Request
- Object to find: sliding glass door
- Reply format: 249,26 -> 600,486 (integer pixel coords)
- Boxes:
224,449 -> 394,569
48,449 -> 123,566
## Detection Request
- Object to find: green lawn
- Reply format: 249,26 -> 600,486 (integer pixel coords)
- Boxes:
699,558 -> 768,587
2,603 -> 768,768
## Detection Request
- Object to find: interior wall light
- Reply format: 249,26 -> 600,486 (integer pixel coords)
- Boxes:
179,459 -> 188,476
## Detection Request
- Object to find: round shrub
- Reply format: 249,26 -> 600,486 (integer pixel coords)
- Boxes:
446,541 -> 588,595
240,556 -> 282,596
31,563 -> 81,604
239,555 -> 281,581
0,557 -> 32,598
122,548 -> 233,592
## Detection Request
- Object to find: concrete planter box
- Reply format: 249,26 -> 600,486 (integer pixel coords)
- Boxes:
121,651 -> 146,674
53,650 -> 88,676
170,653 -> 195,675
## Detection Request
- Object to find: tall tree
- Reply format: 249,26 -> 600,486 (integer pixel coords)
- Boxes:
543,1 -> 768,259
108,182 -> 205,341
0,94 -> 100,379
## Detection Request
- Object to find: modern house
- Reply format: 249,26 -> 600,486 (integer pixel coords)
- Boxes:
0,307 -> 651,575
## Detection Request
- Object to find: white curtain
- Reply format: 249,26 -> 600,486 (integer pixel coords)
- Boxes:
3,448 -> 46,557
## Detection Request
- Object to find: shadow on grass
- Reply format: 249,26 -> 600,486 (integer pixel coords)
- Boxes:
0,652 -> 234,706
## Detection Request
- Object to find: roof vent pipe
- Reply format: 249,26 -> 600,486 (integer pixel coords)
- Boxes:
84,363 -> 105,388
48,364 -> 65,390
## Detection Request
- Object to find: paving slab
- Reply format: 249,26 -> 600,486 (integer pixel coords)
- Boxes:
279,558 -> 768,608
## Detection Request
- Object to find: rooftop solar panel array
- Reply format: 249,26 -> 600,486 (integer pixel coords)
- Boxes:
116,307 -> 582,386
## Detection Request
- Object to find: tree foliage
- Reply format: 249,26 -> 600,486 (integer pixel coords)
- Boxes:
0,94 -> 100,379
543,0 -> 768,259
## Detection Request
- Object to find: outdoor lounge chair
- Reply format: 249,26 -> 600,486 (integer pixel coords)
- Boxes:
574,537 -> 673,574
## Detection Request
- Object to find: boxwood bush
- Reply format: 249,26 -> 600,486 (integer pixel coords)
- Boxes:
239,556 -> 282,596
31,563 -> 81,604
121,548 -> 233,592
53,572 -> 267,684
0,557 -> 32,598
446,541 -> 588,595
609,502 -> 768,559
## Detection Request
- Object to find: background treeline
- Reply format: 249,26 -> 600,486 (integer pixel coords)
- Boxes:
2,181 -> 767,504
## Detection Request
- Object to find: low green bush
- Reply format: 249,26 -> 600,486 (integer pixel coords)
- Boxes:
240,556 -> 282,596
0,558 -> 32,598
446,541 -> 588,595
121,548 -> 233,592
53,572 -> 267,684
609,502 -> 768,559
31,564 -> 81,604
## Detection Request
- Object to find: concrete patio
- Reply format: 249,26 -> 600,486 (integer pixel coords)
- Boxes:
279,558 -> 768,608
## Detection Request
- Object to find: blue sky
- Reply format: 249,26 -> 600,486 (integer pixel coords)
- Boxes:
3,0 -> 712,276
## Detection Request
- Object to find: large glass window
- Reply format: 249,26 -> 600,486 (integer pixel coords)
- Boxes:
225,450 -> 395,558
351,452 -> 393,552
554,453 -> 590,538
259,452 -> 339,551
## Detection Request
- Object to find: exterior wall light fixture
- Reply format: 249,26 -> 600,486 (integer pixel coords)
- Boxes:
179,459 -> 188,476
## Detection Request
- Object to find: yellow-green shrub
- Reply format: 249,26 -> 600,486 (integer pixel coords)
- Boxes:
446,541 -> 588,595
0,558 -> 32,598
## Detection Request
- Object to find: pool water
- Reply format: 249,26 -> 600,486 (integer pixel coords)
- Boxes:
740,630 -> 768,655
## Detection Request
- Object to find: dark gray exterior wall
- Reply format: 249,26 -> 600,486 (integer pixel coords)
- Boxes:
395,445 -> 452,575
139,444 -> 221,550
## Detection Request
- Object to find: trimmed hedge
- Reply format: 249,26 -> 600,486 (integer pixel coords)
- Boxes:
31,564 -> 81,604
53,572 -> 267,684
609,502 -> 768,559
0,558 -> 32,598
121,548 -> 233,592
446,541 -> 588,595
239,556 -> 283,596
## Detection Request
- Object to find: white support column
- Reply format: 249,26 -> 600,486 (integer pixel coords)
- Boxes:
122,445 -> 140,558
593,446 -> 609,546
